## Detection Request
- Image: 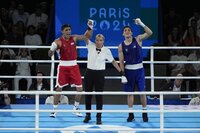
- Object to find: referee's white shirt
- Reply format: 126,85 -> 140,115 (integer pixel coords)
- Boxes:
87,40 -> 114,70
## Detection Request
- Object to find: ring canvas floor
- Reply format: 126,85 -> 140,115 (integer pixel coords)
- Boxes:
0,104 -> 200,133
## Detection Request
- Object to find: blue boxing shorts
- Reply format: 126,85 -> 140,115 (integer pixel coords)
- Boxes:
123,68 -> 145,92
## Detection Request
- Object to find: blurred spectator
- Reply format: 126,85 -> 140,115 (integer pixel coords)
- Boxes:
186,50 -> 200,75
164,8 -> 183,43
24,25 -> 42,76
191,19 -> 200,38
182,26 -> 200,55
37,2 -> 50,43
161,73 -> 187,99
183,19 -> 200,41
161,73 -> 186,92
0,40 -> 16,91
184,50 -> 200,91
27,5 -> 48,30
25,25 -> 42,51
169,49 -> 187,76
39,2 -> 48,14
5,24 -> 24,53
0,18 -> 8,42
189,90 -> 200,105
29,71 -> 49,91
167,26 -> 183,46
0,8 -> 12,32
167,26 -> 183,57
16,20 -> 26,36
37,24 -> 47,43
8,0 -> 17,19
188,9 -> 200,29
11,4 -> 29,26
0,80 -> 11,106
14,48 -> 32,98
28,71 -> 50,98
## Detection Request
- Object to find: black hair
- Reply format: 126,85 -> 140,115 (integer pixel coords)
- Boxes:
27,25 -> 36,34
37,71 -> 44,76
61,24 -> 71,31
122,25 -> 132,32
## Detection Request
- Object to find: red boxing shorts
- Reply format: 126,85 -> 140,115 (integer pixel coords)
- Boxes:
56,65 -> 82,88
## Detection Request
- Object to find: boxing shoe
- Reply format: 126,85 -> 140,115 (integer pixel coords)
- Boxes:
83,115 -> 91,123
142,112 -> 148,122
50,112 -> 56,118
72,106 -> 83,117
96,117 -> 102,125
127,113 -> 135,122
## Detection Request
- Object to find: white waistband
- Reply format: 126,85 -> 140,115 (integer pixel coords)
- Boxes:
125,63 -> 143,70
59,60 -> 77,66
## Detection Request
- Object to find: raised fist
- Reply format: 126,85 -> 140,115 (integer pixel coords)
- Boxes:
134,18 -> 145,27
87,19 -> 94,30
134,18 -> 142,25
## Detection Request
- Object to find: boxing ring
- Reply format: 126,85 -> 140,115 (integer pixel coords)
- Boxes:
0,45 -> 200,133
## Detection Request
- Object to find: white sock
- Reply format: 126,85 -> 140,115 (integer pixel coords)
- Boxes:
74,101 -> 79,107
53,105 -> 58,110
128,107 -> 132,113
142,107 -> 147,110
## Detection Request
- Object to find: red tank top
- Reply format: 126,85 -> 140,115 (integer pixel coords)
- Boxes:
59,37 -> 77,60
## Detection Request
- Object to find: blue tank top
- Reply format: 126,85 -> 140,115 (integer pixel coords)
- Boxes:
121,38 -> 143,65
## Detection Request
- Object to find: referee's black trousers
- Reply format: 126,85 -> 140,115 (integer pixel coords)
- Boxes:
84,68 -> 105,118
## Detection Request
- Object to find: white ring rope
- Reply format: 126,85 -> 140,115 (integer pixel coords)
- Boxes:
0,76 -> 200,80
1,59 -> 200,64
1,45 -> 200,49
1,45 -> 200,132
0,109 -> 199,113
1,91 -> 200,95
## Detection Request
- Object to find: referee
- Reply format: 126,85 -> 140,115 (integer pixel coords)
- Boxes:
83,34 -> 122,125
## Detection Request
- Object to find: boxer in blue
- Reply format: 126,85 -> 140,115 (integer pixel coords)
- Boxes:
118,18 -> 153,122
